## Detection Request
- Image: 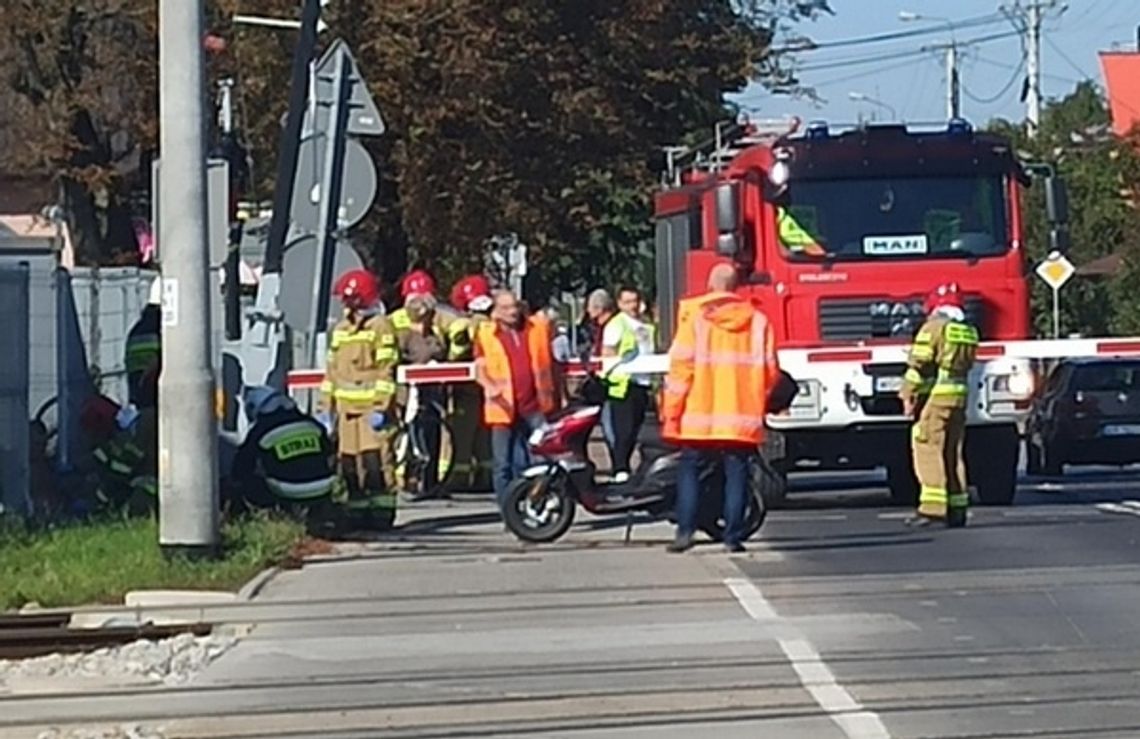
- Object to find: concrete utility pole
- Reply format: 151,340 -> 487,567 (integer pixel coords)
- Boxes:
1025,1 -> 1044,137
157,0 -> 219,556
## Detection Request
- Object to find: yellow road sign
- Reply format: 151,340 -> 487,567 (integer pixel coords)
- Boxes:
1035,252 -> 1075,290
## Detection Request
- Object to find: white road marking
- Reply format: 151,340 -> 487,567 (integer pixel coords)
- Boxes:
1096,501 -> 1140,517
725,577 -> 892,739
876,512 -> 911,520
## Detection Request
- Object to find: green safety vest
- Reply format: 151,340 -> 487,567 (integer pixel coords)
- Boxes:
777,207 -> 821,253
605,314 -> 656,400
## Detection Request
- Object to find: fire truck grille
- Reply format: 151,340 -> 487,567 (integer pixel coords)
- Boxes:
818,296 -> 985,342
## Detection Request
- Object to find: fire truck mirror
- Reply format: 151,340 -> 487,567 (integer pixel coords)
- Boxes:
714,182 -> 742,236
716,233 -> 740,257
1044,176 -> 1069,227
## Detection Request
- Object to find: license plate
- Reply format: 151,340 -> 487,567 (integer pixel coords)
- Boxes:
1102,424 -> 1140,437
874,376 -> 903,393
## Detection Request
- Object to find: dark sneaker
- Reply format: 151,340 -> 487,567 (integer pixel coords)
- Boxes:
666,535 -> 694,553
725,542 -> 746,554
946,510 -> 968,528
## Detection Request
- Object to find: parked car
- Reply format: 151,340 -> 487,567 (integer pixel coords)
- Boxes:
1026,358 -> 1140,476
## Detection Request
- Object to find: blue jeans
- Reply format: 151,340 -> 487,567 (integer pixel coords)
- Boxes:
674,446 -> 750,546
492,413 -> 544,509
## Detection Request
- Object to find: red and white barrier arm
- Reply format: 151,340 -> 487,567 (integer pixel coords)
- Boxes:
284,336 -> 1140,391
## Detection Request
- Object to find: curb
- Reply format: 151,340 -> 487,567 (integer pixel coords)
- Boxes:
236,566 -> 281,602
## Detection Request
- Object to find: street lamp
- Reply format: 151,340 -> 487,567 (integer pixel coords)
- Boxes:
848,91 -> 898,121
899,10 -> 961,120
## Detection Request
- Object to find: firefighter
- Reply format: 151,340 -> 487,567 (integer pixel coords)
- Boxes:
231,386 -> 336,514
125,279 -> 162,406
776,206 -> 827,257
317,269 -> 400,529
447,274 -> 495,491
898,282 -> 978,528
394,293 -> 450,498
80,393 -> 156,514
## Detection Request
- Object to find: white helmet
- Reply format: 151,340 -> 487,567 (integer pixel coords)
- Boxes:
147,278 -> 162,306
242,385 -> 295,424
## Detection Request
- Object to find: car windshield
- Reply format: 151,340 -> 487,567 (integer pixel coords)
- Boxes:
774,175 -> 1009,261
1072,364 -> 1140,392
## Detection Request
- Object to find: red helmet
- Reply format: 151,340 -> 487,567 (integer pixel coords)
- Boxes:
334,269 -> 379,309
80,395 -> 122,438
450,274 -> 492,312
400,269 -> 436,300
925,282 -> 964,313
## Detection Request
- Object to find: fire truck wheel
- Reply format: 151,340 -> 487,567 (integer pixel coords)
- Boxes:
886,456 -> 919,506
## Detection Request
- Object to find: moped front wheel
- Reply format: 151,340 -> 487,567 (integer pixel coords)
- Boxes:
502,472 -> 576,543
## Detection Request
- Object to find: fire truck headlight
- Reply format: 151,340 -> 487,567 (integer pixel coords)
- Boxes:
769,161 -> 790,187
992,371 -> 1033,399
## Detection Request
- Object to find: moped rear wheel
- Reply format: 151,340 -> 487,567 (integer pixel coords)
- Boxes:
502,474 -> 576,543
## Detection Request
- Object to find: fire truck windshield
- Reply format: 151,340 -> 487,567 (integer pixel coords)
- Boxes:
774,174 -> 1008,262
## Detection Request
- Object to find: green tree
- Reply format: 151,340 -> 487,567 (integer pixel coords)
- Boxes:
0,0 -> 158,265
989,82 -> 1140,337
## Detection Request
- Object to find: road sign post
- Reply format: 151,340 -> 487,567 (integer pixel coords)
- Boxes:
1035,250 -> 1075,339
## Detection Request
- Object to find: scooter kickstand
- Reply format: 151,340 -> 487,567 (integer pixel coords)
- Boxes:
624,512 -> 634,545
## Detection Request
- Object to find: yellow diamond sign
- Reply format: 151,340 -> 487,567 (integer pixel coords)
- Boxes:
1035,252 -> 1075,290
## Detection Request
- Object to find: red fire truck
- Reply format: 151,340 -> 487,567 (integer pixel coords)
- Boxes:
652,117 -> 1056,506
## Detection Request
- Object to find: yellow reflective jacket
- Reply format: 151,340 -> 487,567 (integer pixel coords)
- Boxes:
318,311 -> 399,415
899,314 -> 979,409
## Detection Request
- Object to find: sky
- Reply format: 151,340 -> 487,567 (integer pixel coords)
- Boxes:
733,0 -> 1139,127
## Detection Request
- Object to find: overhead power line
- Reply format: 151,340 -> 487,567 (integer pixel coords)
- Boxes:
963,56 -> 1026,105
795,30 -> 1021,73
773,13 -> 1006,53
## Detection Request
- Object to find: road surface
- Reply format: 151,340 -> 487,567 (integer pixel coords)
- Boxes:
6,469 -> 1140,738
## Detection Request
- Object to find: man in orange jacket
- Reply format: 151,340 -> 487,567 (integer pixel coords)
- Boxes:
661,263 -> 780,553
474,290 -> 560,509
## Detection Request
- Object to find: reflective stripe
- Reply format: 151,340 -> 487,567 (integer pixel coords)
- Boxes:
670,345 -> 695,362
331,330 -> 376,348
375,347 -> 399,362
344,492 -> 399,510
931,369 -> 968,397
267,476 -> 335,501
909,346 -> 935,361
259,421 -> 324,461
662,378 -> 690,395
948,492 -> 969,509
945,323 -> 979,345
319,380 -> 334,394
334,387 -> 378,402
679,411 -> 765,433
374,379 -> 397,394
692,349 -> 768,367
920,485 -> 947,505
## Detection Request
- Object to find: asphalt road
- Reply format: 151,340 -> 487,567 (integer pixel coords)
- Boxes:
7,468 -> 1140,738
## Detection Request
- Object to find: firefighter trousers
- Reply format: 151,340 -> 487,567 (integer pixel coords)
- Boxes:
911,403 -> 969,524
337,412 -> 397,507
448,383 -> 492,491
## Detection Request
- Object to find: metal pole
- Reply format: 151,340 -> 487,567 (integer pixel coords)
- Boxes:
262,0 -> 322,275
218,79 -> 242,342
1051,286 -> 1060,340
1026,2 -> 1043,137
158,0 -> 219,556
946,44 -> 960,119
307,49 -> 352,369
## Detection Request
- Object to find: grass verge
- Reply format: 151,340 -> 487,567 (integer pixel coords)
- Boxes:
0,514 -> 306,611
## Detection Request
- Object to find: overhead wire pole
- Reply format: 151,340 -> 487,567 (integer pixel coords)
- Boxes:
157,0 -> 218,556
1003,0 -> 1058,138
947,43 -> 961,119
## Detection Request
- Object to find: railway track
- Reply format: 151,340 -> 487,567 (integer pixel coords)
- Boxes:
0,612 -> 211,660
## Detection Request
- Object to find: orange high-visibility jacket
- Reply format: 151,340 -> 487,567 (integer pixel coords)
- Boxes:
474,315 -> 559,425
661,292 -> 779,445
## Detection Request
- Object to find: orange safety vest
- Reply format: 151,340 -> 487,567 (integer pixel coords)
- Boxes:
661,292 -> 779,445
474,315 -> 558,425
